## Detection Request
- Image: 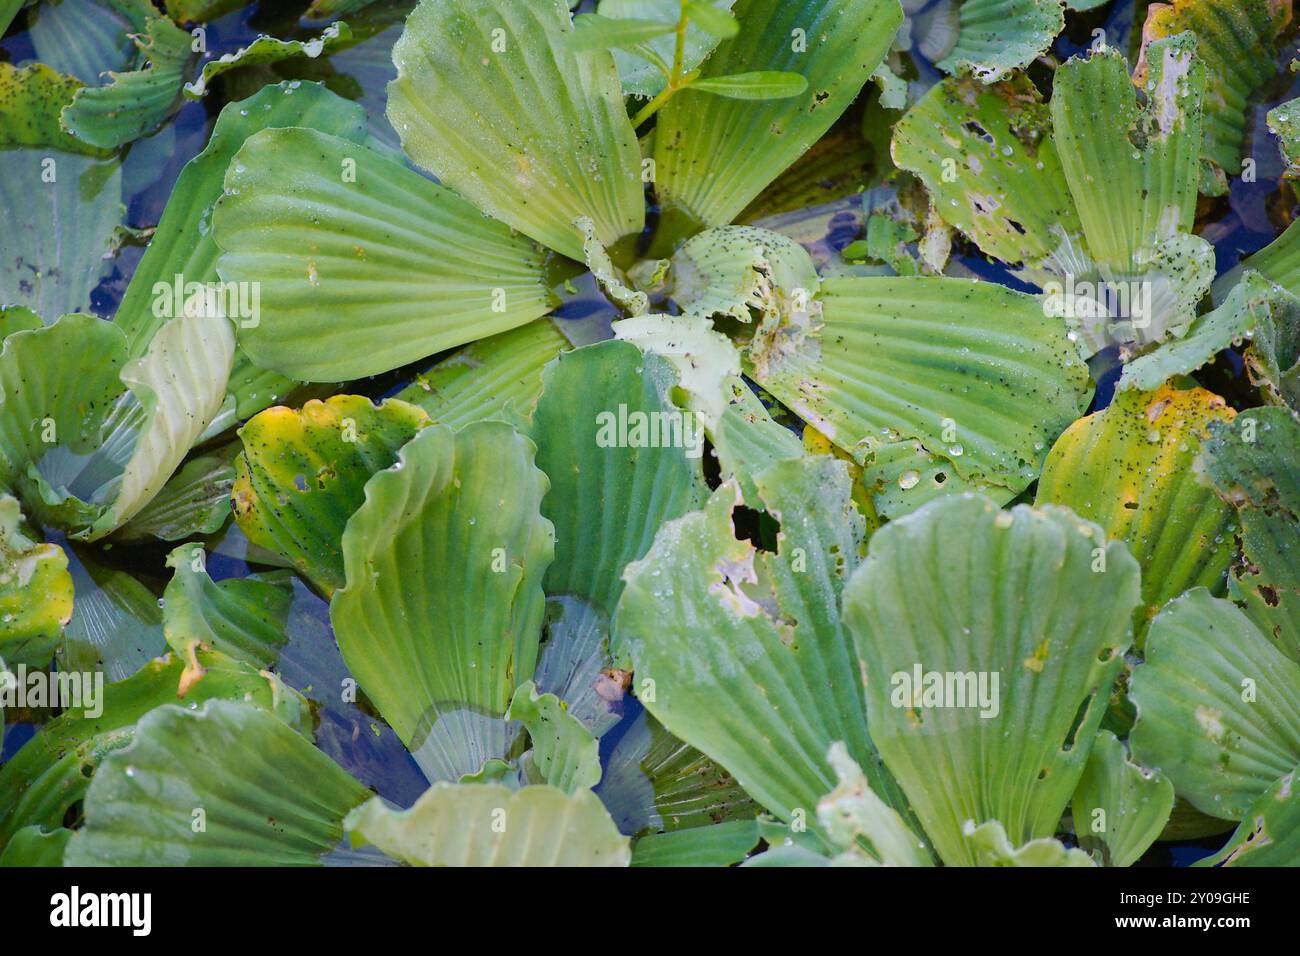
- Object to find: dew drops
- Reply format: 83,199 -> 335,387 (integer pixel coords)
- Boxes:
898,470 -> 920,490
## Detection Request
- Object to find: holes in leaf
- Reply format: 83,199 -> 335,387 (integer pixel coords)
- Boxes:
731,504 -> 780,554
1060,691 -> 1098,753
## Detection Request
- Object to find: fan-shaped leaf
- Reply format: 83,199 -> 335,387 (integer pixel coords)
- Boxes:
232,395 -> 430,596
506,680 -> 601,793
843,494 -> 1141,866
1130,589 -> 1300,821
650,0 -> 901,244
618,456 -> 910,837
1036,384 -> 1236,639
216,127 -> 557,381
330,421 -> 554,767
345,782 -> 630,866
65,699 -> 367,866
529,341 -> 707,622
388,0 -> 644,261
1198,764 -> 1300,866
937,0 -> 1065,84
1071,730 -> 1175,867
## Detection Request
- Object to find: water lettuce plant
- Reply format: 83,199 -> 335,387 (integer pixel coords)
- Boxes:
0,0 -> 1297,869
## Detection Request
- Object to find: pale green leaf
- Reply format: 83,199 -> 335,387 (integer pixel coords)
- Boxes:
843,494 -> 1140,866
388,0 -> 644,261
184,23 -> 353,99
1072,730 -> 1174,867
938,0 -> 1065,84
507,680 -> 601,793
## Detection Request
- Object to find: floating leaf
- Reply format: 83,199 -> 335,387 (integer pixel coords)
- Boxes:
1071,730 -> 1175,867
530,341 -> 706,621
112,82 -> 367,419
0,63 -> 100,154
618,456 -> 910,838
233,395 -> 429,596
1138,0 -> 1290,190
937,0 -> 1065,83
116,450 -> 236,542
1198,764 -> 1300,866
650,0 -> 901,244
388,0 -> 644,262
0,494 -> 73,668
397,319 -> 568,429
346,782 -> 630,866
65,700 -> 367,866
184,23 -> 353,99
506,680 -> 601,793
1036,384 -> 1237,639
631,819 -> 759,866
216,127 -> 556,381
62,15 -> 195,150
748,276 -> 1093,493
843,494 -> 1140,866
331,421 -> 553,764
162,544 -> 291,670
1130,589 -> 1300,821
0,652 -> 307,854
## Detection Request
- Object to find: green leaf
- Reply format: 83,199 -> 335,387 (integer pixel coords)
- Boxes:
65,699 -> 368,866
617,456 -> 910,837
183,23 -> 353,99
388,0 -> 644,262
396,319 -> 568,430
571,13 -> 678,52
345,782 -> 630,866
843,494 -> 1141,866
0,494 -> 73,668
1050,36 -> 1210,345
1119,271 -> 1286,392
0,825 -> 70,867
162,545 -> 291,670
1071,730 -> 1175,867
1138,0 -> 1289,188
330,421 -> 554,768
685,0 -> 739,38
215,127 -> 556,381
650,0 -> 901,243
597,0 -> 737,99
0,150 -> 122,320
892,74 -> 1080,278
506,680 -> 601,794
80,310 -> 235,540
28,0 -> 152,84
611,313 -> 742,426
1198,764 -> 1300,866
815,742 -> 932,866
747,276 -> 1093,493
232,395 -> 430,596
116,450 -> 235,542
0,314 -> 126,531
62,15 -> 195,149
599,710 -> 760,834
961,819 -> 1095,867
689,71 -> 808,99
1036,384 -> 1237,641
937,0 -> 1065,84
530,341 -> 707,623
1268,97 -> 1300,180
111,82 -> 367,422
0,63 -> 102,155
1130,589 -> 1300,821
0,650 -> 308,854
711,377 -> 804,502
163,0 -> 249,22
1200,407 -> 1300,664
631,819 -> 759,866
